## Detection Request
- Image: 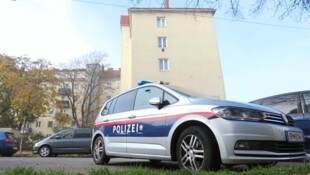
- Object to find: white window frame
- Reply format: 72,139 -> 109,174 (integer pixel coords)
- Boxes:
48,121 -> 53,128
159,58 -> 169,71
158,37 -> 167,48
36,121 -> 41,128
157,17 -> 166,27
106,82 -> 112,88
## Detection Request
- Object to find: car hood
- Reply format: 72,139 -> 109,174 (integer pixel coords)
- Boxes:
189,96 -> 282,114
34,136 -> 52,147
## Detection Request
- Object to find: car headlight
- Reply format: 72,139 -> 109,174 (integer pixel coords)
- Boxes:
212,107 -> 266,121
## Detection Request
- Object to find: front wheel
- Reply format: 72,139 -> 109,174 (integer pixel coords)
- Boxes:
39,146 -> 51,157
92,136 -> 110,165
176,126 -> 221,171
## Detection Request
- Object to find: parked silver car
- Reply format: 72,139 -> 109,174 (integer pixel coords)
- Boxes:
33,128 -> 92,157
91,82 -> 306,171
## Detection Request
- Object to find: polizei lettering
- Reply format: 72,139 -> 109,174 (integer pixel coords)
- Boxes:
112,124 -> 143,134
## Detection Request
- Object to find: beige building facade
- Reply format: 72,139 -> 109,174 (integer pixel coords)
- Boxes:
121,8 -> 225,99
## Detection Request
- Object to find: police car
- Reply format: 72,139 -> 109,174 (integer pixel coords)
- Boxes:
92,81 -> 306,171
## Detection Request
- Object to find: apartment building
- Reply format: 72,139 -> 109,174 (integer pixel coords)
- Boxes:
29,65 -> 120,136
120,7 -> 226,99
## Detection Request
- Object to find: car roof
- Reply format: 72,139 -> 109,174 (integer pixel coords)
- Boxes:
250,90 -> 310,102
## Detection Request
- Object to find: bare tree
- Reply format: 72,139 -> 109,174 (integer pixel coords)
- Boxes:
56,51 -> 108,128
131,0 -> 310,19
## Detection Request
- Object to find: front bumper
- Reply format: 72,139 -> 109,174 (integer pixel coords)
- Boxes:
212,119 -> 307,164
32,147 -> 39,154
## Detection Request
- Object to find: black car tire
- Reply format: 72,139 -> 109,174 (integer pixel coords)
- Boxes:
1,153 -> 14,157
92,136 -> 110,165
176,126 -> 221,171
39,146 -> 52,157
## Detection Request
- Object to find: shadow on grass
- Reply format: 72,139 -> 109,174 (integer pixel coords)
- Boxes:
106,159 -> 250,172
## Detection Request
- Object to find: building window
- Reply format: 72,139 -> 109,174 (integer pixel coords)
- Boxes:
158,37 -> 167,48
157,17 -> 166,27
48,121 -> 53,128
35,121 -> 41,128
106,82 -> 112,88
74,83 -> 79,90
159,59 -> 169,71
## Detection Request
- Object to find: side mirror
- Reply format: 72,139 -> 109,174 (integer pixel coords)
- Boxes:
149,97 -> 162,106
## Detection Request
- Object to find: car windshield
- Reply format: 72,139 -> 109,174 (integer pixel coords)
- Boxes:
167,85 -> 207,97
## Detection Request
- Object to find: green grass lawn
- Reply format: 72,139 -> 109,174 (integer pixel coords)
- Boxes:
2,164 -> 310,175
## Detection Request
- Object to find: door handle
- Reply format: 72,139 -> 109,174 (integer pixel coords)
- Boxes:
128,115 -> 136,119
104,119 -> 109,122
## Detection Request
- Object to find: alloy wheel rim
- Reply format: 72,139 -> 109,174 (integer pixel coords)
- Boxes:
94,139 -> 103,161
40,147 -> 49,157
180,134 -> 205,170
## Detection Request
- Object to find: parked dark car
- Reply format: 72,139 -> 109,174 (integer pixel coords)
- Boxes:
32,128 -> 92,157
250,90 -> 310,152
0,131 -> 19,157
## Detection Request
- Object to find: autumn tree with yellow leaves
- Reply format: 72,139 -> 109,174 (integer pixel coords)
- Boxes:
0,55 -> 58,130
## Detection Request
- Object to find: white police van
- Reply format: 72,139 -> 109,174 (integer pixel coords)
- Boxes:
92,81 -> 306,170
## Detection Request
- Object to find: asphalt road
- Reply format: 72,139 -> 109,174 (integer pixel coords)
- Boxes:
0,157 -> 308,174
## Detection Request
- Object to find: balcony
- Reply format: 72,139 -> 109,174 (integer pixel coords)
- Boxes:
20,127 -> 32,134
61,100 -> 70,108
58,88 -> 71,95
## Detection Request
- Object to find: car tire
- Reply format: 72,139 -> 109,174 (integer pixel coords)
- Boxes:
39,146 -> 52,157
2,153 -> 13,157
176,126 -> 221,171
92,136 -> 110,165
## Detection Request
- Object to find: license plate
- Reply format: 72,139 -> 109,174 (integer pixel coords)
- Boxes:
13,147 -> 18,150
286,131 -> 304,142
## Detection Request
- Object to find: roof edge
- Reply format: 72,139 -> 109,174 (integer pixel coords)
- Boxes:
128,8 -> 216,14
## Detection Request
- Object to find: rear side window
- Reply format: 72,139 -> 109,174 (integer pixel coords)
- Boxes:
113,90 -> 137,113
74,129 -> 92,138
262,93 -> 299,114
6,133 -> 16,141
101,100 -> 112,116
302,92 -> 310,113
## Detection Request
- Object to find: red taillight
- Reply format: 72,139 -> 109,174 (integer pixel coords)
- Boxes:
3,138 -> 13,144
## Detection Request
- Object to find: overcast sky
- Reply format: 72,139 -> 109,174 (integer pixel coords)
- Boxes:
0,0 -> 309,102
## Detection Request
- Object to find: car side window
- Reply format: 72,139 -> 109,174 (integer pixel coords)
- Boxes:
74,129 -> 92,138
164,92 -> 178,104
101,100 -> 112,116
262,93 -> 300,114
134,87 -> 164,110
52,130 -> 73,139
302,92 -> 310,113
113,90 -> 137,113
